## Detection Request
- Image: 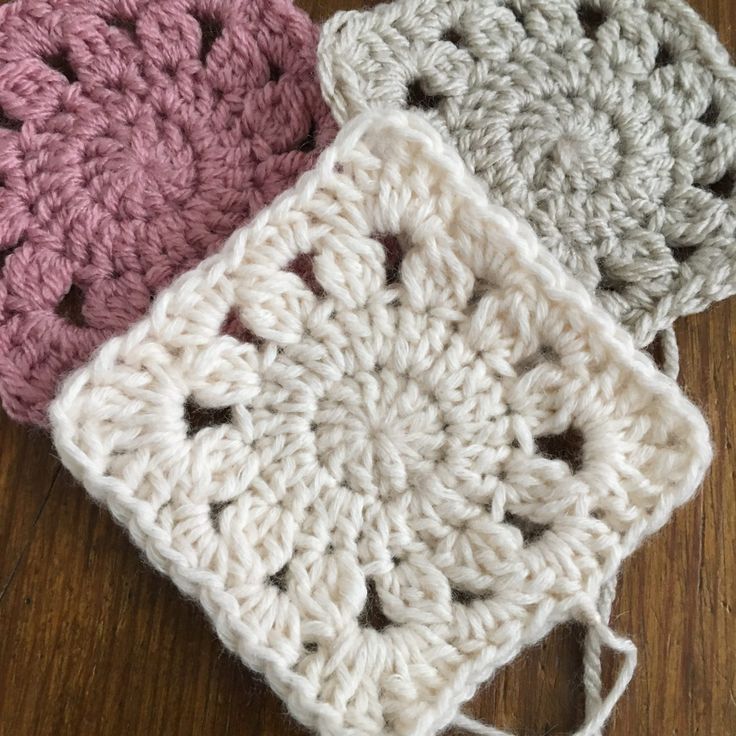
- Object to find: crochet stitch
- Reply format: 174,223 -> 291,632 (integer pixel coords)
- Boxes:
51,110 -> 711,736
0,0 -> 335,425
318,0 -> 736,373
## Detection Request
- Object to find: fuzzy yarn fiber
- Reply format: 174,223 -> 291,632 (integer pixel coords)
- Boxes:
51,110 -> 711,736
318,0 -> 736,373
0,0 -> 336,425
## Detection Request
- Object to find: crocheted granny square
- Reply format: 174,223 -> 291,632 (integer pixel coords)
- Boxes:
0,0 -> 336,425
318,0 -> 736,367
51,110 -> 711,736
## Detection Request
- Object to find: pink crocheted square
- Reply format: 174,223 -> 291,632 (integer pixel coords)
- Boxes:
0,0 -> 336,425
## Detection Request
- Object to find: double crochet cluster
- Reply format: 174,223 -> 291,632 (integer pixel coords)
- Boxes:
0,0 -> 335,424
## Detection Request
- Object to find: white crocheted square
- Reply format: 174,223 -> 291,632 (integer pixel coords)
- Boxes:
318,0 -> 736,369
51,110 -> 711,736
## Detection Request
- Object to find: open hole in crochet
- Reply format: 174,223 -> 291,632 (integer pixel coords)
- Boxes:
287,252 -> 325,297
668,242 -> 698,264
536,427 -> 585,472
303,641 -> 318,654
596,263 -> 627,295
359,578 -> 392,631
654,43 -> 675,68
55,284 -> 86,327
504,511 -> 550,545
698,99 -> 720,127
220,308 -> 263,345
695,171 -> 735,199
515,345 -> 560,373
295,120 -> 317,153
505,2 -> 525,27
268,563 -> 289,593
0,106 -> 22,132
441,27 -> 464,47
106,15 -> 137,38
577,4 -> 607,39
406,79 -> 443,111
373,233 -> 404,286
209,499 -> 235,533
450,585 -> 490,605
268,60 -> 282,83
194,13 -> 223,65
183,397 -> 233,437
43,50 -> 78,84
467,278 -> 497,308
0,241 -> 21,274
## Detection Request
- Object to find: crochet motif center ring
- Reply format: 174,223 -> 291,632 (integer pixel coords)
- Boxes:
317,369 -> 443,492
51,111 -> 711,736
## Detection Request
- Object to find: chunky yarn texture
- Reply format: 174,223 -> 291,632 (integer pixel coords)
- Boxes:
318,0 -> 736,373
0,0 -> 336,425
51,110 -> 711,736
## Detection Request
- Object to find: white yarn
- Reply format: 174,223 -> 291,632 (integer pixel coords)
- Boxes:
453,596 -> 636,736
50,110 -> 711,736
317,0 -> 736,375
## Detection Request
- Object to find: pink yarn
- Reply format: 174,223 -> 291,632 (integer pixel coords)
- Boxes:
0,0 -> 336,425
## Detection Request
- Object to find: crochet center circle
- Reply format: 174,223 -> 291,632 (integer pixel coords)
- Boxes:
510,94 -> 623,196
0,0 -> 336,424
316,370 -> 445,496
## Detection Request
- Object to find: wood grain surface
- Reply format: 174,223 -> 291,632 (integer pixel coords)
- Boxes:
1,1 -> 734,734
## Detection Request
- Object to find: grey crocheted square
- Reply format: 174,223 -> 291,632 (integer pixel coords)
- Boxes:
318,0 -> 736,357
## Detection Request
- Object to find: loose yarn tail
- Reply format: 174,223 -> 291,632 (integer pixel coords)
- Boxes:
453,591 -> 637,736
574,599 -> 637,736
582,577 -> 618,732
659,327 -> 680,380
451,714 -> 514,736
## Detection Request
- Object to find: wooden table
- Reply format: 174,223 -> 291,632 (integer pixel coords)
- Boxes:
0,1 -> 734,734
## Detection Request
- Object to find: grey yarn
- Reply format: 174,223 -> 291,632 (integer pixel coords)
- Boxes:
318,0 -> 736,364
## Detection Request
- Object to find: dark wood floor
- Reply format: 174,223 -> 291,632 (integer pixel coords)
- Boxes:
1,1 -> 734,734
